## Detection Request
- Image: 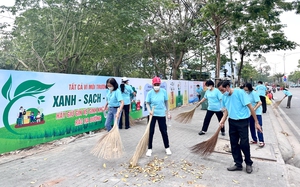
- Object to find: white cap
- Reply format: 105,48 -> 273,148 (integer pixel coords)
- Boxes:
121,77 -> 129,82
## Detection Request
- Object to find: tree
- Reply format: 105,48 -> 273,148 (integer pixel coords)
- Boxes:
140,0 -> 209,80
239,61 -> 258,83
231,0 -> 297,85
199,0 -> 239,82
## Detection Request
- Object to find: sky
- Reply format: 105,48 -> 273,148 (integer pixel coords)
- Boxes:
1,1 -> 300,76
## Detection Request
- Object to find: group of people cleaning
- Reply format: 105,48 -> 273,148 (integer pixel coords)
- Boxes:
104,76 -> 292,174
104,76 -> 172,156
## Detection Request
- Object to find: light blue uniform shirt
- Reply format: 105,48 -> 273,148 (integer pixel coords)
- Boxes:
146,88 -> 168,117
255,84 -> 267,96
204,88 -> 222,111
283,90 -> 292,96
196,87 -> 203,95
246,90 -> 262,115
222,89 -> 251,120
120,84 -> 133,105
106,89 -> 123,107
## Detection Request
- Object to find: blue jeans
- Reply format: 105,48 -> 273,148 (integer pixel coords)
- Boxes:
249,115 -> 264,142
105,107 -> 122,132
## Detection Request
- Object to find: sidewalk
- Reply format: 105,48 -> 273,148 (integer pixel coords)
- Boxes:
1,103 -> 300,187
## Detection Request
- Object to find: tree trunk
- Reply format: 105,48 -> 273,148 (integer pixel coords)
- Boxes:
237,50 -> 245,86
215,25 -> 221,84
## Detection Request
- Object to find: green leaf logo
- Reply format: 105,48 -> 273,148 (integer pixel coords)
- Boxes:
14,80 -> 54,97
1,75 -> 12,101
2,76 -> 55,135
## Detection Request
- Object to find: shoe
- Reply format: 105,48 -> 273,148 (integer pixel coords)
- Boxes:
221,132 -> 225,136
258,142 -> 265,147
246,165 -> 253,173
165,148 -> 172,155
198,131 -> 206,135
227,165 -> 243,171
146,149 -> 152,157
250,141 -> 257,144
125,126 -> 130,129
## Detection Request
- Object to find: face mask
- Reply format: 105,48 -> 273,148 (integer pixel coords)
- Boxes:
108,87 -> 114,91
153,86 -> 160,91
223,91 -> 230,96
208,86 -> 212,90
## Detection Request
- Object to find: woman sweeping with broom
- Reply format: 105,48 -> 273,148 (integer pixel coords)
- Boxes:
145,76 -> 172,157
198,80 -> 225,136
104,78 -> 124,131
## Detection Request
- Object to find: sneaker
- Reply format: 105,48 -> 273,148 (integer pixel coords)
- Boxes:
221,132 -> 225,136
146,149 -> 152,157
165,148 -> 172,155
198,131 -> 206,135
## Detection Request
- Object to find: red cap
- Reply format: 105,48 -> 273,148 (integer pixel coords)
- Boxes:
152,77 -> 161,84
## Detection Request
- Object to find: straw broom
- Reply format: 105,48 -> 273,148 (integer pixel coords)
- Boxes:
129,108 -> 154,167
91,109 -> 124,160
190,126 -> 222,156
274,97 -> 285,108
121,110 -> 136,126
174,101 -> 201,124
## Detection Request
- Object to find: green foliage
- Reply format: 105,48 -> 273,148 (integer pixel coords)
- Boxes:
0,0 -> 298,80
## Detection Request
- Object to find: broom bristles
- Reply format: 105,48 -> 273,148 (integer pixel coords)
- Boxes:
130,108 -> 154,167
174,102 -> 201,124
190,126 -> 222,156
274,97 -> 285,108
91,110 -> 124,160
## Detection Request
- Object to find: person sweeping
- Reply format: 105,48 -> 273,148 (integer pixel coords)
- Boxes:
145,76 -> 172,157
217,80 -> 262,174
119,77 -> 133,129
198,80 -> 225,136
283,88 -> 293,109
104,78 -> 124,132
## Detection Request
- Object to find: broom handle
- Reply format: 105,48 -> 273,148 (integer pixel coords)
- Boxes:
195,101 -> 202,108
147,107 -> 155,129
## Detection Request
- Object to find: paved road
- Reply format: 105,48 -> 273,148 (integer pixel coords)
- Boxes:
272,88 -> 300,141
1,101 -> 300,187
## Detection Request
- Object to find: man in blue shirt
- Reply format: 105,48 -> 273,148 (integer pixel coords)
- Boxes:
196,84 -> 203,101
217,80 -> 262,174
255,81 -> 267,113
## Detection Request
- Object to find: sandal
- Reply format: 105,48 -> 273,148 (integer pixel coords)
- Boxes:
258,142 -> 265,147
250,141 -> 257,144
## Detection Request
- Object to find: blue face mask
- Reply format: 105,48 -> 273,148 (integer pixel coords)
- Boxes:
223,91 -> 230,96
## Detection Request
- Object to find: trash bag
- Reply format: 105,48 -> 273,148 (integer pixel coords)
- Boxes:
266,96 -> 271,105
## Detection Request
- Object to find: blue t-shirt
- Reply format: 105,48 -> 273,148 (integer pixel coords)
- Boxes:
196,87 -> 203,95
146,88 -> 168,117
106,89 -> 123,107
255,84 -> 267,96
120,84 -> 133,105
283,90 -> 292,96
246,90 -> 262,115
204,88 -> 222,111
222,88 -> 251,120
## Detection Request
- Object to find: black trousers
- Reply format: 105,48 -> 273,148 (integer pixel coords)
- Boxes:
228,118 -> 253,167
287,95 -> 292,107
148,116 -> 169,149
198,95 -> 201,101
260,95 -> 267,113
119,104 -> 130,128
201,110 -> 225,132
